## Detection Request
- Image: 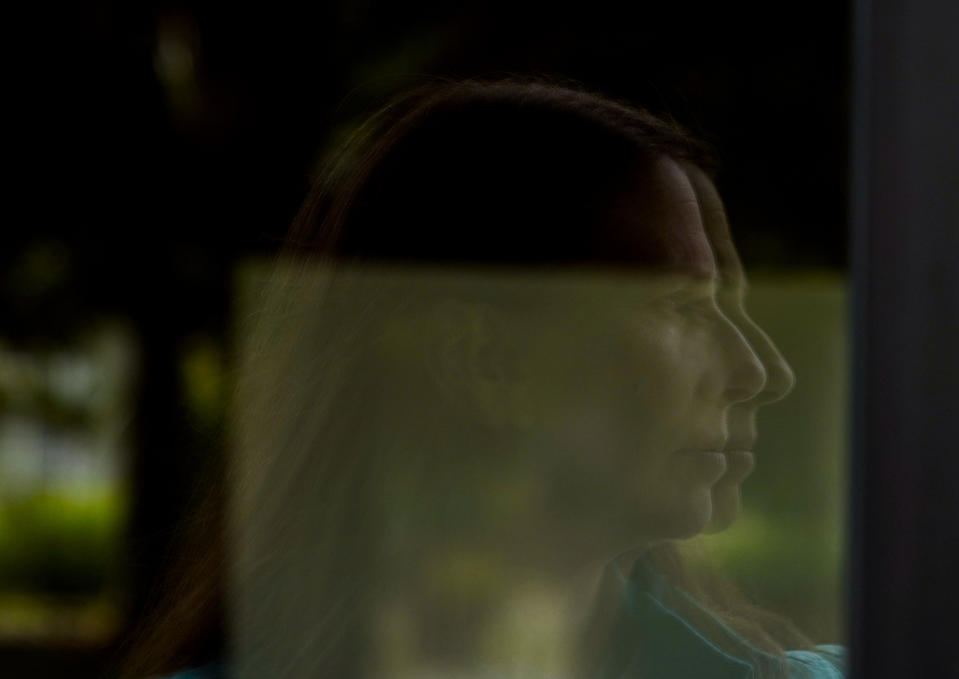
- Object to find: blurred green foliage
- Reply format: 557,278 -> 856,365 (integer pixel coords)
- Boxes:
0,489 -> 124,596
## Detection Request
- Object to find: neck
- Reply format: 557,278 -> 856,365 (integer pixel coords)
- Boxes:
374,548 -> 653,679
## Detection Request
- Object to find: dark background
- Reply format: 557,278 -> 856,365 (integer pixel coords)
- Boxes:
4,3 -> 849,676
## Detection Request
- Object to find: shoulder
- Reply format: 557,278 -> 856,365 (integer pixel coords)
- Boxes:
786,644 -> 847,679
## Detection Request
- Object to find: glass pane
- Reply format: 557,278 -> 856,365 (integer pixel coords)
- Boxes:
19,6 -> 859,678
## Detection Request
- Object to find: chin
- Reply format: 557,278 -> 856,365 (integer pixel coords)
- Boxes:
647,487 -> 716,540
702,483 -> 743,534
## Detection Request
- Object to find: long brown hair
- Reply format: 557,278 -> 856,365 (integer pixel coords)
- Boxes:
122,78 -> 815,679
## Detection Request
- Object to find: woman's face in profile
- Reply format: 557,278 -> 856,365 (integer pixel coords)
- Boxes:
485,156 -> 793,560
680,162 -> 797,532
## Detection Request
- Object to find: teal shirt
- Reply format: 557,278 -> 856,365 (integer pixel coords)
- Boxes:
604,561 -> 845,679
166,562 -> 845,679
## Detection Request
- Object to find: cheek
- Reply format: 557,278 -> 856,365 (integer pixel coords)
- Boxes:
527,317 -> 707,464
621,318 -> 710,415
512,318 -> 724,546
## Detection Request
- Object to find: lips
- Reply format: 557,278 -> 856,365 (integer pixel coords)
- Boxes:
671,447 -> 755,488
715,450 -> 755,485
673,450 -> 728,486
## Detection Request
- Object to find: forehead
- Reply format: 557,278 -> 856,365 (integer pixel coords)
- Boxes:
679,162 -> 743,278
605,155 -> 716,279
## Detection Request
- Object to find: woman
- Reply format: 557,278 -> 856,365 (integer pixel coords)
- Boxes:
130,79 -> 845,679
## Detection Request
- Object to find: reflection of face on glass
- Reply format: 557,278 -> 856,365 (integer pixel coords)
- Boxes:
226,85 -> 821,679
534,157 -> 770,547
680,162 -> 796,532
424,156 -> 783,567
241,154 -> 797,586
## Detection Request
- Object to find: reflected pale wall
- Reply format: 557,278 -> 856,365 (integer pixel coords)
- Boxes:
229,263 -> 847,678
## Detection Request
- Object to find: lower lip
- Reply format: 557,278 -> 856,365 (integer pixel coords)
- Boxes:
673,451 -> 728,486
716,450 -> 755,485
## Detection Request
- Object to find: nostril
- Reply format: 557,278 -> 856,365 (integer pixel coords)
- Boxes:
722,360 -> 767,405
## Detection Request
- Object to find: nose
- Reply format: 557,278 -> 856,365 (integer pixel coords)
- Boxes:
717,311 -> 768,405
736,314 -> 795,405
